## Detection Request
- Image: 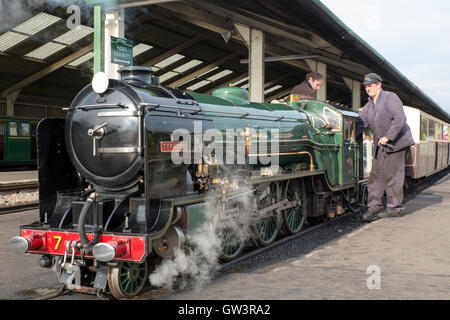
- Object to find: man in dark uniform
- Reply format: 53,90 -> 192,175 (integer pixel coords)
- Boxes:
357,73 -> 415,221
291,72 -> 324,99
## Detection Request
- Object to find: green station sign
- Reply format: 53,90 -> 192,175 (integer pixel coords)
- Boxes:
111,36 -> 133,66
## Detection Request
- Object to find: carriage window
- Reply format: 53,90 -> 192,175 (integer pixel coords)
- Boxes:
323,107 -> 340,131
428,119 -> 436,140
437,123 -> 443,140
19,123 -> 30,137
344,119 -> 355,141
420,116 -> 428,141
9,122 -> 18,136
0,122 -> 4,136
444,126 -> 449,141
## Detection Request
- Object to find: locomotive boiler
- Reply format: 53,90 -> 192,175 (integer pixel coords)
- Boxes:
10,66 -> 364,299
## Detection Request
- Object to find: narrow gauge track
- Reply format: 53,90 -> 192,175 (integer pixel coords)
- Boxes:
0,181 -> 39,215
0,202 -> 39,215
0,182 -> 38,192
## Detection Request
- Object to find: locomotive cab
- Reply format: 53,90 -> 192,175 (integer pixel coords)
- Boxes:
300,101 -> 362,185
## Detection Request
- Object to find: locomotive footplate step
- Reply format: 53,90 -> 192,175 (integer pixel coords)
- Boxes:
94,266 -> 109,290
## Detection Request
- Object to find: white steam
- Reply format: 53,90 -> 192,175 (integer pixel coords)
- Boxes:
149,183 -> 258,291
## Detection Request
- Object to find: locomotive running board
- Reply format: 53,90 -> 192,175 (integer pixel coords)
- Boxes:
246,169 -> 326,185
147,169 -> 358,240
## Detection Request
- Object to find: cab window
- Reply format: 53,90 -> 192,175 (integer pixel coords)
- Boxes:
344,118 -> 355,141
312,116 -> 327,130
323,107 -> 340,131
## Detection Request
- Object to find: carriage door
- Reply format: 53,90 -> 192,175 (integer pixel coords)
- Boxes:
342,117 -> 358,184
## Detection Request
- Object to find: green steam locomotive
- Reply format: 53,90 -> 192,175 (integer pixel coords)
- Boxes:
11,66 -> 365,299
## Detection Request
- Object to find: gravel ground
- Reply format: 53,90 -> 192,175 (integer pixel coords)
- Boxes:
0,190 -> 38,208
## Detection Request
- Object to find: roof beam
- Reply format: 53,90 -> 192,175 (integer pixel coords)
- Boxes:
235,5 -> 341,55
240,54 -> 319,64
144,8 -> 250,57
156,1 -> 317,48
273,39 -> 371,76
1,43 -> 94,98
118,0 -> 178,8
265,88 -> 292,102
169,52 -> 238,87
141,35 -> 202,68
264,72 -> 295,88
146,6 -> 317,77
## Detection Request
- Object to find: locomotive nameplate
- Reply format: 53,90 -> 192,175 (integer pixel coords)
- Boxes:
160,141 -> 188,153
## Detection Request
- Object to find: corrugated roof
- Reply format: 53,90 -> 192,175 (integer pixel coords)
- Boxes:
0,1 -> 446,123
54,25 -> 94,45
13,12 -> 61,35
133,43 -> 153,57
0,32 -> 28,52
25,42 -> 66,60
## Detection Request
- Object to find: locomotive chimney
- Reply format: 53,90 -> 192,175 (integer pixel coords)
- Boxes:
118,66 -> 160,86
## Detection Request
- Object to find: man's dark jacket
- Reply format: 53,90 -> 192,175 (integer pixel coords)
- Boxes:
292,80 -> 316,99
357,90 -> 415,153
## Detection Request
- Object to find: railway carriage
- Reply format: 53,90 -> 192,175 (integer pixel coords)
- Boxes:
9,66 -> 449,299
403,107 -> 450,179
0,117 -> 38,167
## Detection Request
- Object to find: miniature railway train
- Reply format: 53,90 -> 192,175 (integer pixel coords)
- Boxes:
10,66 -> 450,299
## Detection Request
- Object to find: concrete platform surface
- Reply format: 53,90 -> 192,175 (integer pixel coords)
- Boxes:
157,173 -> 450,300
1,172 -> 449,300
0,171 -> 37,184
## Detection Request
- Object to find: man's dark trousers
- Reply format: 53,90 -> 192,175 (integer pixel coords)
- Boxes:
368,146 -> 406,214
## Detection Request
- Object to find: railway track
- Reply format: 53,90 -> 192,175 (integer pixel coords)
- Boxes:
0,180 -> 39,215
0,202 -> 39,215
0,181 -> 38,192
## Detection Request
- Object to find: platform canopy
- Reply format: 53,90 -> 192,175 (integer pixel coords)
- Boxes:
0,0 -> 448,122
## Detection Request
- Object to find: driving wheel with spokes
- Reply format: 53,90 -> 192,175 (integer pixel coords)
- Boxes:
282,179 -> 307,234
108,260 -> 148,299
253,182 -> 281,246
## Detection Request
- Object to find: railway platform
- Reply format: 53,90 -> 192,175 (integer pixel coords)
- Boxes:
0,171 -> 449,300
150,171 -> 450,300
0,170 -> 38,189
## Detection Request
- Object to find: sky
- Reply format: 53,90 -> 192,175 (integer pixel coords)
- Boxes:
320,0 -> 450,114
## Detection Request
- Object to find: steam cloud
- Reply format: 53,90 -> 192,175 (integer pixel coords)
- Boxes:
149,182 -> 259,291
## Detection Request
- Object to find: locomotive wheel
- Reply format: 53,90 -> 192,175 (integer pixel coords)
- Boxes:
282,179 -> 307,234
254,182 -> 281,246
108,261 -> 148,299
220,228 -> 246,261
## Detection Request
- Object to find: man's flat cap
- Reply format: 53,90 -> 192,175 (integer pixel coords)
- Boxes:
362,73 -> 382,85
